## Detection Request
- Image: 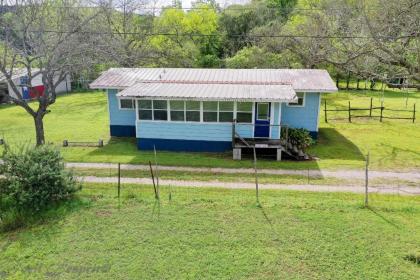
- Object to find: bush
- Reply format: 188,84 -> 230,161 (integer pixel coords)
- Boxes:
0,144 -> 81,213
281,127 -> 314,150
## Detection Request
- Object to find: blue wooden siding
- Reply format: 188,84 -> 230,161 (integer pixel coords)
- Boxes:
136,121 -> 253,141
281,93 -> 320,133
107,89 -> 136,126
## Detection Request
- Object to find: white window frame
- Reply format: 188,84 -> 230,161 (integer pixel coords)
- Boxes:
119,98 -> 135,110
235,101 -> 254,124
218,101 -> 235,123
168,100 -> 186,122
136,100 -> 256,125
185,100 -> 201,123
202,101 -> 219,123
287,92 -> 305,107
256,102 -> 270,121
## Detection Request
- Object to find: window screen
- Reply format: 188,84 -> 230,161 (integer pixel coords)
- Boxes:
120,99 -> 134,109
218,101 -> 234,123
288,93 -> 304,106
203,101 -> 218,122
236,102 -> 253,123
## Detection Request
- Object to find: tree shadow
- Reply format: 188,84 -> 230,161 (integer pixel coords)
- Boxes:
310,128 -> 365,161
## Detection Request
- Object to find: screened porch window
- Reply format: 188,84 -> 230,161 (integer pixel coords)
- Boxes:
236,102 -> 253,123
138,100 -> 152,120
170,101 -> 185,121
186,101 -> 200,122
138,100 -> 168,121
153,100 -> 168,120
218,101 -> 234,123
203,101 -> 218,122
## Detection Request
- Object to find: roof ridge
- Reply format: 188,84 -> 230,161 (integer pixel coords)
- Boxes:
135,80 -> 293,85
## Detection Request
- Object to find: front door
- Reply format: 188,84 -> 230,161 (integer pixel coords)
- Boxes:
254,102 -> 270,138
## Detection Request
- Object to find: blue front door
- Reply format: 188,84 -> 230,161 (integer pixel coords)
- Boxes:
254,102 -> 270,138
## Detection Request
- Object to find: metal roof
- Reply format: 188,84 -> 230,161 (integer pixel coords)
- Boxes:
117,82 -> 298,102
90,68 -> 338,92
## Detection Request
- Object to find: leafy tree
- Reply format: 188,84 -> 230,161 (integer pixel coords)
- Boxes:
226,46 -> 287,68
149,4 -> 220,67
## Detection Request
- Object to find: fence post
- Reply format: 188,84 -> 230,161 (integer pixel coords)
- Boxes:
380,101 -> 384,122
232,119 -> 236,148
413,103 -> 416,123
253,147 -> 259,205
369,98 -> 373,117
365,152 -> 369,207
348,101 -> 351,123
324,100 -> 328,123
117,163 -> 121,199
153,145 -> 160,200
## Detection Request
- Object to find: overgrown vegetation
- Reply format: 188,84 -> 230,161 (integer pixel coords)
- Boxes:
0,145 -> 80,231
282,127 -> 314,150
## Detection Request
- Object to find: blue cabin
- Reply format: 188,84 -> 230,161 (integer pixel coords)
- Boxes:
90,68 -> 337,159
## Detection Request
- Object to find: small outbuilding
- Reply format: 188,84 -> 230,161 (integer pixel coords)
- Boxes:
0,69 -> 71,103
90,68 -> 337,159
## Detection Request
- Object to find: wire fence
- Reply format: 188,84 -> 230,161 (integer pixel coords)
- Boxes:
70,149 -> 420,210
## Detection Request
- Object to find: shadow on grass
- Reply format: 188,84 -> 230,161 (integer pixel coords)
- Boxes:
310,128 -> 365,161
367,207 -> 399,229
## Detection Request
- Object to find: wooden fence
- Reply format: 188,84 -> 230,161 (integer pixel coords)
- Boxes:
324,98 -> 416,123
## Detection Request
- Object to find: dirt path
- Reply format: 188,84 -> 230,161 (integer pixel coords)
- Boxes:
67,162 -> 420,181
78,176 -> 420,196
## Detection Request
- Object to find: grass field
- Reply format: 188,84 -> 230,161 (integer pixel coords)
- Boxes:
0,184 -> 419,279
0,89 -> 419,170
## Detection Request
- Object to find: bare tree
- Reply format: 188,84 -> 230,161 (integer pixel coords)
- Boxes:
0,0 -> 104,145
99,0 -> 155,67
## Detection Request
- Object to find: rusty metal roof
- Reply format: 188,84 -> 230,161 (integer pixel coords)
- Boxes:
117,82 -> 297,102
90,68 -> 338,92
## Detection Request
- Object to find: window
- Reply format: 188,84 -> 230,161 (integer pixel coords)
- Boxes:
153,100 -> 168,120
170,101 -> 185,121
203,101 -> 218,122
120,98 -> 134,110
138,100 -> 152,120
186,101 -> 200,122
219,101 -> 234,122
257,103 -> 269,120
236,102 -> 253,123
288,92 -> 305,107
138,100 -> 168,121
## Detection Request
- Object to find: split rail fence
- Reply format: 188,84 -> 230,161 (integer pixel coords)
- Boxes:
324,98 -> 416,123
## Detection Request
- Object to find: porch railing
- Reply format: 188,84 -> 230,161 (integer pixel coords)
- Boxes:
231,119 -> 291,148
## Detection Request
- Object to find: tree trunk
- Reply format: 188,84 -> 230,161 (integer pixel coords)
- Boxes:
34,114 -> 45,146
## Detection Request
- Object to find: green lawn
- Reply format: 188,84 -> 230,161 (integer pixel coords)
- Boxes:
0,184 -> 419,279
0,89 -> 419,170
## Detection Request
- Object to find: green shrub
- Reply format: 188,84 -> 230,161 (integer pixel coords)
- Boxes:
0,145 -> 81,213
281,127 -> 314,150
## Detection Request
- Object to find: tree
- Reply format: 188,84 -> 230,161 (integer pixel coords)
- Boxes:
226,46 -> 288,68
149,4 -> 220,67
0,1 -> 104,145
256,0 -> 420,86
100,0 -> 155,67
